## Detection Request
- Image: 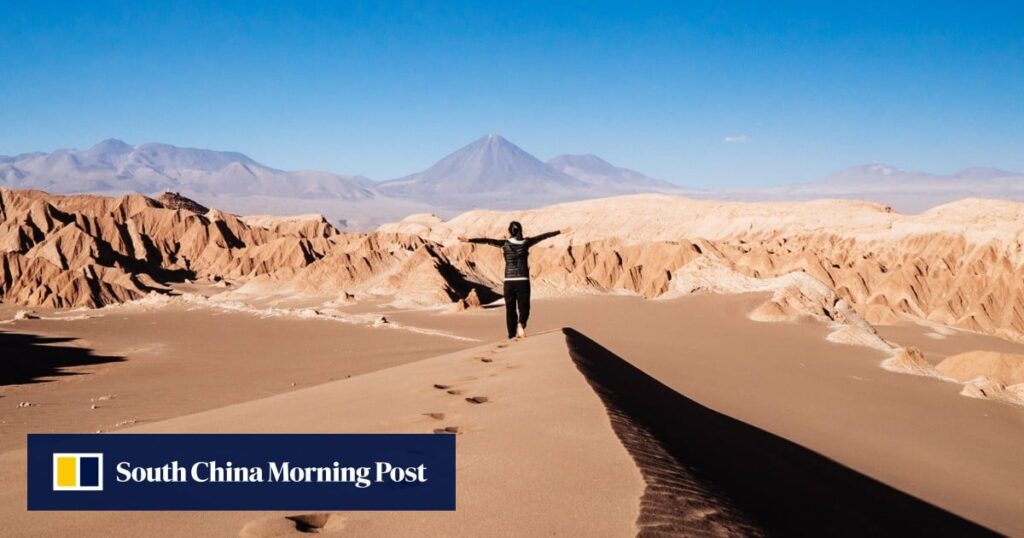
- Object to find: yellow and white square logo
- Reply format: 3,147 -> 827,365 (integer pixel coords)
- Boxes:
52,453 -> 104,491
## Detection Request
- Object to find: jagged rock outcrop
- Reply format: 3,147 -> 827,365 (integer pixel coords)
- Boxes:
385,194 -> 1024,344
457,289 -> 482,310
7,188 -> 1024,406
0,189 -> 344,307
882,347 -> 942,377
4,189 -> 1024,350
156,191 -> 209,214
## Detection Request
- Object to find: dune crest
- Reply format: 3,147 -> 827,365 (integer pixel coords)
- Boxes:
935,351 -> 1024,406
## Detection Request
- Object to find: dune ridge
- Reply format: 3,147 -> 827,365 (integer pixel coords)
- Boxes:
5,325 -> 998,536
113,331 -> 642,537
563,329 -> 995,536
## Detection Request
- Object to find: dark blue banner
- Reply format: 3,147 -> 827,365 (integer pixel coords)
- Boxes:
28,434 -> 456,511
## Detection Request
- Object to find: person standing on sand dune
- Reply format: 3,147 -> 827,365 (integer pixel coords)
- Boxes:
459,221 -> 569,340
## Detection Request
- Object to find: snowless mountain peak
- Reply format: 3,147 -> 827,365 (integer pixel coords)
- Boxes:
88,138 -> 133,153
377,134 -> 585,205
466,133 -> 527,154
376,134 -> 683,208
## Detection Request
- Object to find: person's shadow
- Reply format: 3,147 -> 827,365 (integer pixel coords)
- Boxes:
0,330 -> 124,386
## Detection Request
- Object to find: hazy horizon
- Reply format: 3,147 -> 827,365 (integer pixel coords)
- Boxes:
3,134 -> 1022,190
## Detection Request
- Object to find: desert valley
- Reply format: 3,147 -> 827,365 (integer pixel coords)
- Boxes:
6,3 -> 1023,535
2,186 -> 1023,536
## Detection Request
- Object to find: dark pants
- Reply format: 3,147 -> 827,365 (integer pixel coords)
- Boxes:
503,280 -> 531,338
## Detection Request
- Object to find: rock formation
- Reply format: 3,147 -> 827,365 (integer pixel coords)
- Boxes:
4,189 -> 1024,349
6,188 -> 1024,405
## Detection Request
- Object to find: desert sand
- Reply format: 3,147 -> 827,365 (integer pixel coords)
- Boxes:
1,295 -> 1021,535
4,189 -> 1024,536
0,301 -> 475,453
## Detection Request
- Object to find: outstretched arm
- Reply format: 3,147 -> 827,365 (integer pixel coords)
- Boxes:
525,230 -> 562,247
458,235 -> 504,247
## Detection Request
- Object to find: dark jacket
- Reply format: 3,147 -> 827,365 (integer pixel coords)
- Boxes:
468,231 -> 560,280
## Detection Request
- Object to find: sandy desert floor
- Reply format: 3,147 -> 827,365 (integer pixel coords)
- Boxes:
2,294 -> 1022,536
0,302 -> 474,453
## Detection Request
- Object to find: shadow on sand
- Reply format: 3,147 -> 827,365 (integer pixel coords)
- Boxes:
563,328 -> 995,537
0,330 -> 125,386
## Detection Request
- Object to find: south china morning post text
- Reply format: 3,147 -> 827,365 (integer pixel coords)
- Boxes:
28,433 -> 456,511
115,459 -> 428,488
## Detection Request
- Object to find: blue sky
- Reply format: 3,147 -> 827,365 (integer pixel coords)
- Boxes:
1,1 -> 1022,186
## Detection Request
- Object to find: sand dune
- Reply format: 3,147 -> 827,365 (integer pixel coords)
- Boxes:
0,299 -> 478,455
3,290 -> 1022,535
938,350 -> 1024,386
564,328 -> 989,536
2,319 -> 1004,536
2,331 -> 646,537
936,351 -> 1024,405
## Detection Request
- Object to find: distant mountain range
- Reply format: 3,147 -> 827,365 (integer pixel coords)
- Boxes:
0,135 -> 684,226
790,163 -> 1022,193
722,163 -> 1024,213
0,138 -> 375,200
1,135 -> 1021,226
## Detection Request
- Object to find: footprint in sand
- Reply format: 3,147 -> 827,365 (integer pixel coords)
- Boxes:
288,513 -> 343,533
433,426 -> 461,434
475,356 -> 494,363
433,383 -> 451,390
239,512 -> 345,536
465,396 -> 489,404
424,412 -> 446,420
447,389 -> 465,395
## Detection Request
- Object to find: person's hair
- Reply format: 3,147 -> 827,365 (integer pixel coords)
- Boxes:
508,221 -> 523,240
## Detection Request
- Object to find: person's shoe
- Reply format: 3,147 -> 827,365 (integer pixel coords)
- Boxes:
516,324 -> 525,339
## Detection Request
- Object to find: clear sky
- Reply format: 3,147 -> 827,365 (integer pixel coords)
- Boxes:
2,1 -> 1022,187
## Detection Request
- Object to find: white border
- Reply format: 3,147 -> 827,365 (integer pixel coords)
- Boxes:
52,453 -> 104,491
